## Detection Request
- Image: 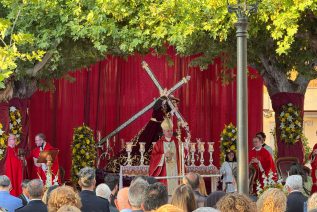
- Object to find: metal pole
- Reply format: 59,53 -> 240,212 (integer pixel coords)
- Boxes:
236,16 -> 249,194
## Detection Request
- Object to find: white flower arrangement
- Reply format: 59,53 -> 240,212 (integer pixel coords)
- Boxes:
257,170 -> 283,196
278,103 -> 303,144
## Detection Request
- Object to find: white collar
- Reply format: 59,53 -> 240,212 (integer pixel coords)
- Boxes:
254,146 -> 262,151
165,137 -> 171,141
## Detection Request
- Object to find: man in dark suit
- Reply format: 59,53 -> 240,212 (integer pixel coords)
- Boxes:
18,179 -> 30,206
16,179 -> 47,212
285,175 -> 308,212
78,167 -> 110,212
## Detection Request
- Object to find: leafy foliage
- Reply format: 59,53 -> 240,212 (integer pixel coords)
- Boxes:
0,0 -> 316,93
71,124 -> 96,183
220,123 -> 237,162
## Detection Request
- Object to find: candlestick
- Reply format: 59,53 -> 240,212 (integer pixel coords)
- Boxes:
139,142 -> 145,166
190,143 -> 196,166
208,142 -> 215,166
126,142 -> 133,166
199,142 -> 205,166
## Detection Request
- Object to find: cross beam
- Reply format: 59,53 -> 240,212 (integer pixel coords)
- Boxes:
98,66 -> 190,146
142,61 -> 190,134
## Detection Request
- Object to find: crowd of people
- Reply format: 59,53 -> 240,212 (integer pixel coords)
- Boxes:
1,166 -> 317,212
1,102 -> 316,212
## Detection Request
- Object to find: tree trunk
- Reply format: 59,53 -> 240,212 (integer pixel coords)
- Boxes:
271,92 -> 305,162
258,55 -> 310,163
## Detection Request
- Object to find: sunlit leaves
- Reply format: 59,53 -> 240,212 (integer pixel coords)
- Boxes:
0,0 -> 317,89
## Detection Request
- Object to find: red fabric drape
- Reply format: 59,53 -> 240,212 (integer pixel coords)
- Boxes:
0,102 -> 9,174
24,48 -> 263,180
271,92 -> 304,162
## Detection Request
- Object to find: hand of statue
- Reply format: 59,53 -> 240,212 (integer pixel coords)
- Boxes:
313,149 -> 317,155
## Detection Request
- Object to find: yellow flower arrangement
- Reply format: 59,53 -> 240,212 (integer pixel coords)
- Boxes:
0,123 -> 8,161
9,106 -> 22,144
278,103 -> 303,144
71,124 -> 96,183
220,123 -> 237,161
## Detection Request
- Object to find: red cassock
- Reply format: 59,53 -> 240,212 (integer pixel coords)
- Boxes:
5,146 -> 23,196
31,143 -> 60,184
310,144 -> 317,194
148,136 -> 179,186
249,147 -> 277,194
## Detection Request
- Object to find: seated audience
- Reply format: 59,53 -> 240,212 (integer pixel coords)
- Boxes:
48,186 -> 82,212
78,167 -> 110,212
56,205 -> 81,212
285,175 -> 307,212
0,175 -> 23,212
18,179 -> 30,206
216,193 -> 257,212
308,192 -> 317,211
257,188 -> 286,212
16,179 -> 47,212
288,163 -> 312,196
155,204 -> 184,212
114,187 -> 131,212
104,174 -> 119,211
171,184 -> 197,212
96,183 -> 112,202
183,172 -> 206,207
142,182 -> 168,212
128,180 -> 149,212
204,191 -> 226,208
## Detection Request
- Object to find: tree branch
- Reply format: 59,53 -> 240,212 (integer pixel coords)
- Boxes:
9,9 -> 21,47
294,73 -> 311,94
26,51 -> 53,76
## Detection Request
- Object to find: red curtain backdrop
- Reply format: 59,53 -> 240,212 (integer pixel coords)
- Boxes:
24,48 -> 263,180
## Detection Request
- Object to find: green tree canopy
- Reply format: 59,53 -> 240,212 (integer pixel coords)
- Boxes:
0,0 -> 316,98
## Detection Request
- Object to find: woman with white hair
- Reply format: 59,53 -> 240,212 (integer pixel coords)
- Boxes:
285,175 -> 307,212
96,183 -> 112,202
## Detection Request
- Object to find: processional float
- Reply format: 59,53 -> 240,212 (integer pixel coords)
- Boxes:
97,61 -> 219,185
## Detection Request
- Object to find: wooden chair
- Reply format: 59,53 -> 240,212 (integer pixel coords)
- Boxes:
275,157 -> 300,182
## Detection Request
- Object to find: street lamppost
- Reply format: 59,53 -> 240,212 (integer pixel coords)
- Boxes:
226,0 -> 260,195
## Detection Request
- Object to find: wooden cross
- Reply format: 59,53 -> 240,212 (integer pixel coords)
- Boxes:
98,61 -> 190,146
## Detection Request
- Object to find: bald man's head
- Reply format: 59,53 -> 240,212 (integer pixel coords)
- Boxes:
115,187 -> 131,211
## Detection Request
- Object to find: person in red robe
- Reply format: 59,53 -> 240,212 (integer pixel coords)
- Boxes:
249,135 -> 277,195
309,143 -> 317,194
5,134 -> 24,196
149,118 -> 180,195
31,133 -> 60,185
